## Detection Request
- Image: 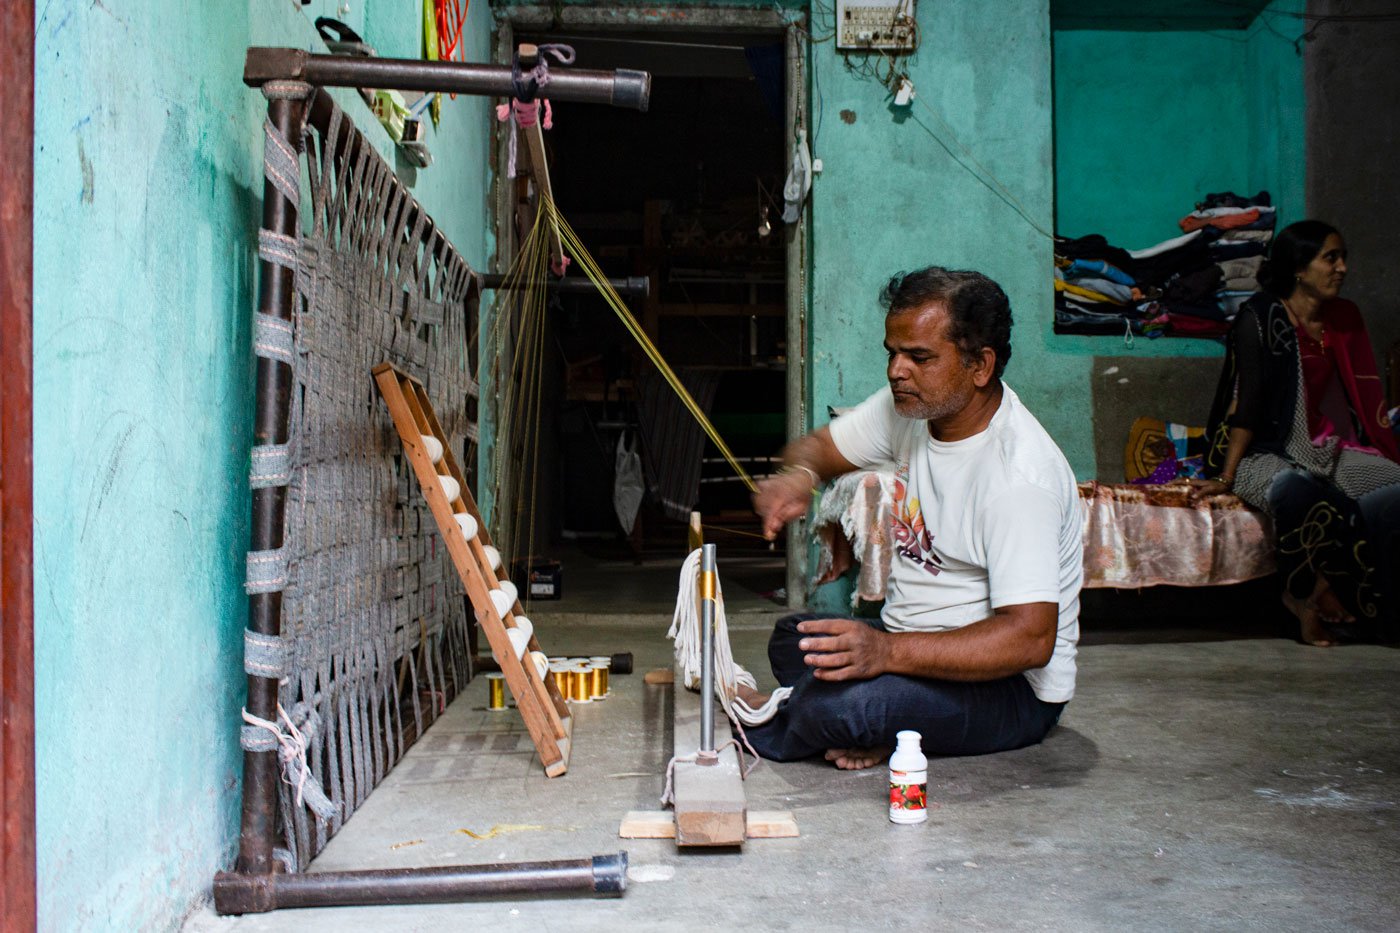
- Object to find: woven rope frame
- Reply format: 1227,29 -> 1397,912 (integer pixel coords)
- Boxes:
249,91 -> 481,869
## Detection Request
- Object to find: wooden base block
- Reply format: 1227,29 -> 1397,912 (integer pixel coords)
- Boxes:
619,810 -> 799,840
671,663 -> 747,847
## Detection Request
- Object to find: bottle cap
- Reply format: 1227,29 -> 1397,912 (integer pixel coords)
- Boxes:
896,730 -> 922,748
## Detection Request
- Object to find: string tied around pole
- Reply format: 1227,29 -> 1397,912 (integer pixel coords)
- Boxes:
241,702 -> 337,821
510,43 -> 576,101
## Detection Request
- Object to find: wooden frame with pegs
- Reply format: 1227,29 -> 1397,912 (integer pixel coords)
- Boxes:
373,362 -> 573,777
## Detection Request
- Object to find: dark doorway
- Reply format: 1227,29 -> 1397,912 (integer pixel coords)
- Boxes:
511,28 -> 791,609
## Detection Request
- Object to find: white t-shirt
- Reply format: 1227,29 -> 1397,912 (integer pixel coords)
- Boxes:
828,384 -> 1082,703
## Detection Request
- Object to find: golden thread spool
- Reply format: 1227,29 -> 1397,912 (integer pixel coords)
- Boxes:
589,656 -> 611,695
588,660 -> 609,698
569,665 -> 592,703
486,672 -> 506,712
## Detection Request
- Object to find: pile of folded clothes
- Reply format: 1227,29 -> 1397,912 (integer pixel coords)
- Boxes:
1054,190 -> 1275,338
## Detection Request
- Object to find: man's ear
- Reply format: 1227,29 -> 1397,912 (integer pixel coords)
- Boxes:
971,346 -> 997,387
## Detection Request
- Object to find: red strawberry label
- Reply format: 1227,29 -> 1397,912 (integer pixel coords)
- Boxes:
890,781 -> 927,810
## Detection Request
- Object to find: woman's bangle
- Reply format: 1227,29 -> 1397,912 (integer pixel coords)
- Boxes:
778,463 -> 821,492
1219,474 -> 1235,488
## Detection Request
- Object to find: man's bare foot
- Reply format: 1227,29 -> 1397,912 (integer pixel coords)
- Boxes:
824,746 -> 891,770
1283,591 -> 1336,647
735,683 -> 771,708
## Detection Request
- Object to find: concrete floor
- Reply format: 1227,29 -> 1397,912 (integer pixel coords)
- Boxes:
186,551 -> 1400,931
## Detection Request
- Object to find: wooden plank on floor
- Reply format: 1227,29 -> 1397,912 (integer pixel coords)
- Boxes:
620,810 -> 799,840
743,810 -> 800,839
671,661 -> 747,847
619,810 -> 676,839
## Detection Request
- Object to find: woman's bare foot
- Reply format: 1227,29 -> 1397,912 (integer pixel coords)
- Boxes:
1283,591 -> 1336,647
1311,577 -> 1355,625
824,747 -> 891,770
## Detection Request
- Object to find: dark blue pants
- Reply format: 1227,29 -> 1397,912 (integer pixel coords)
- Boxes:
743,613 -> 1066,762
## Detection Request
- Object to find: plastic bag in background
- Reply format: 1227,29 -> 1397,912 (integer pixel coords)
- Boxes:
782,127 -> 812,224
614,433 -> 644,534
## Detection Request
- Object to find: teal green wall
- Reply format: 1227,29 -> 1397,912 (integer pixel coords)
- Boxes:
1245,0 -> 1306,229
1044,1 -> 1306,394
1054,29 -> 1254,248
31,1 -> 492,928
1054,2 -> 1305,250
807,2 -> 1099,473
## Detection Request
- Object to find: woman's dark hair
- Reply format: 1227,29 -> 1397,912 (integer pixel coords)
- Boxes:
880,267 -> 1014,379
1258,220 -> 1341,298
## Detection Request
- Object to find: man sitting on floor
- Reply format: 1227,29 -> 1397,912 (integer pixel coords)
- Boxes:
747,266 -> 1082,770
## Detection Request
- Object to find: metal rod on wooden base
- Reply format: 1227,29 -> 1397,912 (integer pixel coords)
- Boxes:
698,543 -> 718,759
213,853 -> 628,914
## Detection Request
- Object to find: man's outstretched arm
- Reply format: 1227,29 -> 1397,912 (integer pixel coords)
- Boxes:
752,426 -> 861,540
792,603 -> 1058,682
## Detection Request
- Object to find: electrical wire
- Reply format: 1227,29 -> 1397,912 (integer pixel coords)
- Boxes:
434,0 -> 469,62
843,36 -> 1057,241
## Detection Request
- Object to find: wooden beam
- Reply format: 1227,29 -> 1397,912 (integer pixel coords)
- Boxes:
516,44 -> 565,272
670,660 -> 746,847
373,364 -> 572,777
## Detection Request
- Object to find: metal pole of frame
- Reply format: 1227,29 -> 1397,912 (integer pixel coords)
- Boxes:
236,89 -> 306,876
243,48 -> 650,112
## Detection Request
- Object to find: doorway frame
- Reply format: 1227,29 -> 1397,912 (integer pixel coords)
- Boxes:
0,0 -> 37,926
487,6 -> 811,607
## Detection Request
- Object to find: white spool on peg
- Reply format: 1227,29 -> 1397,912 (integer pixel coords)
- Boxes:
497,579 -> 518,606
438,474 -> 460,504
507,626 -> 530,659
453,512 -> 478,541
489,587 -> 514,618
528,649 -> 549,680
421,434 -> 444,465
512,615 -> 533,641
482,544 -> 502,572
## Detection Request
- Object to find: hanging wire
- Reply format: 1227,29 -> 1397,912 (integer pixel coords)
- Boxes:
435,0 -> 470,62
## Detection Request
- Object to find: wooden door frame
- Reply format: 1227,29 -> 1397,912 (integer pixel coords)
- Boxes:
0,0 -> 37,928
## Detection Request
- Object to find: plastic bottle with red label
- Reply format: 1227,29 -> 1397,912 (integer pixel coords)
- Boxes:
888,729 -> 928,824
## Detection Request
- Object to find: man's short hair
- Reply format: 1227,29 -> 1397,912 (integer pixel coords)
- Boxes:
879,267 -> 1013,379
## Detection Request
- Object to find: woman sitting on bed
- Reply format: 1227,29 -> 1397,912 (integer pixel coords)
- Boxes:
1190,220 -> 1400,645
